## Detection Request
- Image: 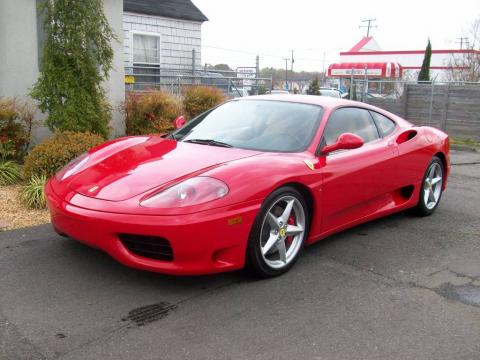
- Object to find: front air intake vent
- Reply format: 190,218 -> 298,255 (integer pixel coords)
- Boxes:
119,234 -> 173,261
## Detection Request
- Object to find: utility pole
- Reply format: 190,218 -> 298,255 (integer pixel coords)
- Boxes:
255,55 -> 259,95
359,18 -> 377,37
290,50 -> 294,92
284,57 -> 289,91
322,51 -> 326,86
456,37 -> 470,49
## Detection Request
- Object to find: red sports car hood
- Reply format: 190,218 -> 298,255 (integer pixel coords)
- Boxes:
68,137 -> 260,201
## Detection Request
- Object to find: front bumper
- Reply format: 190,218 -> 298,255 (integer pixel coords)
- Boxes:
45,181 -> 260,275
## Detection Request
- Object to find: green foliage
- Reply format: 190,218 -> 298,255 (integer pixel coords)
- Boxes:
20,175 -> 47,209
124,91 -> 183,135
258,84 -> 268,95
30,0 -> 117,138
418,39 -> 432,82
0,98 -> 37,159
183,86 -> 226,119
0,160 -> 21,185
23,131 -> 104,179
306,77 -> 320,95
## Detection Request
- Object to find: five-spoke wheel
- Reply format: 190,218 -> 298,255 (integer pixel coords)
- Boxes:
411,156 -> 444,216
247,186 -> 309,277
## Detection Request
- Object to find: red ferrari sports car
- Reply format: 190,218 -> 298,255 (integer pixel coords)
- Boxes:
46,95 -> 450,277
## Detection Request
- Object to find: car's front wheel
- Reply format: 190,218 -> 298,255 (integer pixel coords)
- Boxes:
411,156 -> 444,216
246,186 -> 309,277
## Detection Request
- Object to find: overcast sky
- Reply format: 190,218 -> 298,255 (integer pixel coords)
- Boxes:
192,0 -> 479,72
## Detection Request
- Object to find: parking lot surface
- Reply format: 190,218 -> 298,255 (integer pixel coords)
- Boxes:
1,150 -> 479,360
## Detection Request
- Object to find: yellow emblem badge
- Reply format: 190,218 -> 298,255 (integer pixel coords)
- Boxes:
304,159 -> 315,171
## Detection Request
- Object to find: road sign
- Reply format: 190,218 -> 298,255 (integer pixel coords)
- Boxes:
237,67 -> 256,79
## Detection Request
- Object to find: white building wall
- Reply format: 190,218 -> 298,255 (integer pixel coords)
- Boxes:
0,0 -> 125,141
123,12 -> 202,70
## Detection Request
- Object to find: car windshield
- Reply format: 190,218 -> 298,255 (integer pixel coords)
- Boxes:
174,100 -> 323,152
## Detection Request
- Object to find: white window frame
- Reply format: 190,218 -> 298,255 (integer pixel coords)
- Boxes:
131,30 -> 161,66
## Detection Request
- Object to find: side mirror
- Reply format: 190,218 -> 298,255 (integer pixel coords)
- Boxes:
173,116 -> 186,129
321,133 -> 364,155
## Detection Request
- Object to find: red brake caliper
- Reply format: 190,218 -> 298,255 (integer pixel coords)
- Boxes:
286,213 -> 296,247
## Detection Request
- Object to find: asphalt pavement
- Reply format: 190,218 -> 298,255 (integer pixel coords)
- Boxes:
1,150 -> 479,360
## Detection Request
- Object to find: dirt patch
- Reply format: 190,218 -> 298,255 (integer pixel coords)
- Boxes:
0,185 -> 50,231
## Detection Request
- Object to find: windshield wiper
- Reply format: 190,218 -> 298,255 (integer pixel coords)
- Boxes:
183,139 -> 233,148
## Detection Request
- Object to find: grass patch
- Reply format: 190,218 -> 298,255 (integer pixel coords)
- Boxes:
0,160 -> 21,185
20,175 -> 47,209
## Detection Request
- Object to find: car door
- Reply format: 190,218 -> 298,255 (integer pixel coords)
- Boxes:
319,107 -> 399,233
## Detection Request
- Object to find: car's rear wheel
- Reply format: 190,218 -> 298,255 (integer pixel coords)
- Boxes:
246,186 -> 309,277
411,156 -> 444,216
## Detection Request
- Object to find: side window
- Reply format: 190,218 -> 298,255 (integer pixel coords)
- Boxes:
370,111 -> 396,137
323,107 -> 380,145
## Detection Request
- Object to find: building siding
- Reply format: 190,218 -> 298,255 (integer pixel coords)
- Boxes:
123,12 -> 202,72
0,0 -> 126,141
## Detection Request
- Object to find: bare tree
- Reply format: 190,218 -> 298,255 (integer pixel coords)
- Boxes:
447,18 -> 480,82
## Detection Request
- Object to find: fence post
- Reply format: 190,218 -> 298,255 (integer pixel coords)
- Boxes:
402,83 -> 409,119
192,48 -> 196,86
349,69 -> 354,100
428,80 -> 435,126
440,84 -> 449,131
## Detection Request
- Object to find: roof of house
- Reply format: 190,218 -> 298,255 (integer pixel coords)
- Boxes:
347,37 -> 381,52
124,0 -> 208,22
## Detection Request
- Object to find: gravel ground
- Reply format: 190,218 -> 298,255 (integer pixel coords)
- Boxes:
0,185 -> 50,231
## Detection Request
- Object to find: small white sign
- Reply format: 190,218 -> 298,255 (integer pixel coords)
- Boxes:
237,67 -> 256,79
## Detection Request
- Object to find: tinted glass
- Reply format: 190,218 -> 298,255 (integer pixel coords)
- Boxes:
323,107 -> 380,145
370,111 -> 396,137
176,100 -> 323,152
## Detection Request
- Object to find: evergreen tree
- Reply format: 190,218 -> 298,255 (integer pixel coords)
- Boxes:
307,77 -> 320,95
418,39 -> 432,82
31,0 -> 117,138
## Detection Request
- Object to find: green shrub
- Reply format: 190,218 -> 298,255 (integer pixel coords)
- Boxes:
0,98 -> 37,159
183,86 -> 226,119
30,0 -> 116,138
20,175 -> 47,209
124,91 -> 183,135
23,131 -> 104,179
0,160 -> 21,185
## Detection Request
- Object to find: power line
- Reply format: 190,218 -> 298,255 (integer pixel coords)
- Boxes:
202,44 -> 332,63
359,18 -> 377,37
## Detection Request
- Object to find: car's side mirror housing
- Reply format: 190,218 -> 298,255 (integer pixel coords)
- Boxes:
321,133 -> 364,155
173,116 -> 186,129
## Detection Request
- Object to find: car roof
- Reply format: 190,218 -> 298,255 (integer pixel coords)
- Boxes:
244,94 -> 361,109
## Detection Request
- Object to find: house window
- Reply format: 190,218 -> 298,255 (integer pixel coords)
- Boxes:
133,33 -> 160,64
132,33 -> 161,88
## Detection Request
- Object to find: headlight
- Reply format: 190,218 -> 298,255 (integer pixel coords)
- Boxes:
140,176 -> 229,208
55,153 -> 90,181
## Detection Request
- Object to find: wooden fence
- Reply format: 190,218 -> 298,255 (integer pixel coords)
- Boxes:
364,84 -> 480,141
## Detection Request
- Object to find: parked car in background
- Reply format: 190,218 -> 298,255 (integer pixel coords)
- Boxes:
320,88 -> 342,98
269,89 -> 290,94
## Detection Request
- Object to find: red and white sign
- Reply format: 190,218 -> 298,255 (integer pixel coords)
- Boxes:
328,62 -> 402,78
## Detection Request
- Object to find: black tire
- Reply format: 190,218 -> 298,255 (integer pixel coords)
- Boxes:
246,186 -> 310,278
410,156 -> 444,217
